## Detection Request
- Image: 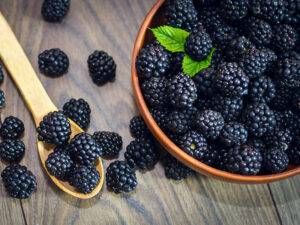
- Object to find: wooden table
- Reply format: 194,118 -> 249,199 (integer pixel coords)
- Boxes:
0,1 -> 299,224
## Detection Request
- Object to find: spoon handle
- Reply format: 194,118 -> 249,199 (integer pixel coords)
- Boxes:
0,12 -> 57,126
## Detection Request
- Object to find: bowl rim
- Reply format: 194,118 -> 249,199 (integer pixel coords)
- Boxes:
131,0 -> 300,184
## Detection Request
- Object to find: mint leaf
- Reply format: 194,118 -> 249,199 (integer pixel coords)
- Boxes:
183,48 -> 216,77
151,26 -> 190,52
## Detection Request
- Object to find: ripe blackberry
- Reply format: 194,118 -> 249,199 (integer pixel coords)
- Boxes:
63,98 -> 91,130
87,51 -> 116,85
178,131 -> 208,161
0,116 -> 24,140
93,131 -> 122,157
0,90 -> 6,108
248,138 -> 266,152
125,137 -> 158,170
164,0 -> 198,31
45,151 -> 74,177
38,48 -> 69,77
215,62 -> 249,97
69,166 -> 100,194
168,73 -> 197,108
41,0 -> 70,22
270,85 -> 292,111
0,139 -> 25,163
264,127 -> 292,151
272,24 -> 298,53
241,103 -> 276,137
287,139 -> 300,165
69,133 -> 102,166
276,58 -> 300,88
106,160 -> 137,194
198,7 -> 222,32
221,0 -> 249,21
184,30 -> 213,61
162,154 -> 193,180
226,36 -> 256,62
1,165 -> 37,199
195,110 -> 225,140
192,67 -> 216,97
226,145 -> 262,175
0,65 -> 3,84
37,111 -> 71,146
248,75 -> 276,103
210,23 -> 239,50
195,97 -> 213,111
262,148 -> 289,173
150,108 -> 169,131
170,52 -> 184,74
219,122 -> 248,147
130,116 -> 151,138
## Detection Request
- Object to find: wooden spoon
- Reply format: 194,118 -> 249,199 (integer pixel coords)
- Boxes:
0,12 -> 104,199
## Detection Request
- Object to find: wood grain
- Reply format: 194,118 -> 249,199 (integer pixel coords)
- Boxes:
0,0 -> 298,224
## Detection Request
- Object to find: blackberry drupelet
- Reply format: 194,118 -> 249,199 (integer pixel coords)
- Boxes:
215,62 -> 249,97
41,0 -> 70,22
195,110 -> 225,140
270,85 -> 292,111
87,51 -> 117,85
0,116 -> 24,139
45,151 -> 74,177
130,116 -> 151,138
248,75 -> 276,103
264,127 -> 292,151
93,131 -> 122,157
1,165 -> 37,199
226,36 -> 256,62
150,108 -> 169,131
162,154 -> 193,180
287,139 -> 300,165
262,148 -> 289,173
63,98 -> 91,130
69,166 -> 100,194
248,138 -> 266,152
37,111 -> 71,146
38,48 -> 69,77
0,90 -> 5,108
0,65 -> 3,84
272,24 -> 298,53
226,145 -> 262,175
192,67 -> 216,97
0,139 -> 25,163
221,0 -> 249,22
219,122 -> 248,147
106,160 -> 137,194
276,58 -> 300,88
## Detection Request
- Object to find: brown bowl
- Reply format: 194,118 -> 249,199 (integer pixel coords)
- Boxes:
131,0 -> 300,184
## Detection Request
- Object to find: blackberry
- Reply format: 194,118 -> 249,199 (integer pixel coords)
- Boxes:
270,85 -> 292,111
125,137 -> 158,170
192,67 -> 216,97
287,139 -> 300,165
195,97 -> 213,111
248,75 -> 276,103
37,111 -> 71,146
262,148 -> 289,173
226,145 -> 262,175
41,0 -> 70,22
241,103 -> 276,137
178,131 -> 208,161
195,110 -> 225,140
0,139 -> 25,163
106,160 -> 137,194
274,110 -> 294,129
219,122 -> 248,147
170,52 -> 184,74
215,62 -> 249,97
168,73 -> 197,108
273,24 -> 298,53
221,0 -> 249,21
226,36 -> 256,62
38,48 -> 69,77
45,151 -> 74,177
69,166 -> 100,194
92,131 -> 122,157
1,165 -> 37,199
276,58 -> 300,88
0,90 -> 6,108
87,51 -> 117,85
0,65 -> 3,84
150,108 -> 169,131
130,116 -> 151,138
210,23 -> 239,50
248,138 -> 266,152
198,7 -> 222,32
184,30 -> 213,61
63,98 -> 91,130
69,133 -> 102,166
142,76 -> 169,108
0,116 -> 24,140
162,154 -> 193,180
264,127 -> 292,151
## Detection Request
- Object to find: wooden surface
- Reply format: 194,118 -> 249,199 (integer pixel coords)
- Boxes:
0,0 -> 299,224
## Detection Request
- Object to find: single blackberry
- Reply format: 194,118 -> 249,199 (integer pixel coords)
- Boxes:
130,116 -> 151,138
63,98 -> 91,130
41,0 -> 70,22
0,139 -> 25,163
164,0 -> 198,31
37,111 -> 71,146
38,48 -> 69,77
0,65 -> 3,84
69,166 -> 100,194
162,154 -> 193,180
210,23 -> 239,51
178,131 -> 208,161
198,7 -> 223,32
87,51 -> 117,85
272,24 -> 298,53
287,139 -> 300,165
142,76 -> 169,108
192,67 -> 216,97
0,90 -> 6,108
221,0 -> 249,21
241,103 -> 276,137
0,116 -> 24,140
276,58 -> 300,88
150,108 -> 169,131
195,110 -> 225,140
195,97 -> 213,111
248,75 -> 276,103
1,165 -> 37,199
270,85 -> 292,111
92,131 -> 122,157
262,148 -> 289,173
248,138 -> 266,152
69,133 -> 102,166
215,62 -> 249,97
184,30 -> 213,61
226,145 -> 262,175
219,122 -> 248,147
125,137 -> 158,170
170,52 -> 184,74
45,151 -> 74,177
226,36 -> 256,62
264,127 -> 292,151
106,160 -> 137,194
